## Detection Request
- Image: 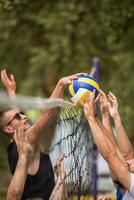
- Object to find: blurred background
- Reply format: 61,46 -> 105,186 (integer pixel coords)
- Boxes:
0,0 -> 134,199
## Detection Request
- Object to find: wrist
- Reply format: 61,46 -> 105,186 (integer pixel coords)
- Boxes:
87,116 -> 97,124
19,153 -> 30,161
114,116 -> 122,128
113,113 -> 121,121
8,91 -> 16,97
102,111 -> 110,118
57,79 -> 66,89
18,156 -> 29,169
57,177 -> 64,184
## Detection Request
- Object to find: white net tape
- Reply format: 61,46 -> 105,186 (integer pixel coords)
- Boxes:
0,90 -> 75,111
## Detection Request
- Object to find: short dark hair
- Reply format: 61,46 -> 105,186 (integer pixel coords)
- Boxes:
0,109 -> 11,133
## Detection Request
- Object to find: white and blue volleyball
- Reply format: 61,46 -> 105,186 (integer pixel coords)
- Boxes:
68,75 -> 100,105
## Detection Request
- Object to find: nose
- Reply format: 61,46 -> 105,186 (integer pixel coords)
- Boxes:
20,113 -> 26,120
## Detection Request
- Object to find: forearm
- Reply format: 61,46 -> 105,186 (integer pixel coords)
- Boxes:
88,117 -> 117,159
38,82 -> 63,130
113,114 -> 134,159
100,115 -> 128,179
6,156 -> 29,200
50,81 -> 65,99
96,116 -> 128,180
30,108 -> 58,142
49,179 -> 67,200
8,90 -> 16,100
102,114 -> 130,166
101,113 -> 117,147
102,112 -> 113,135
31,81 -> 64,140
27,107 -> 59,145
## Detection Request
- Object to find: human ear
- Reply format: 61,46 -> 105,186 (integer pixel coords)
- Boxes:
4,126 -> 14,135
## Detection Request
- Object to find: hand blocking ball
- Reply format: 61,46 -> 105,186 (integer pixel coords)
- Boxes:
68,75 -> 100,106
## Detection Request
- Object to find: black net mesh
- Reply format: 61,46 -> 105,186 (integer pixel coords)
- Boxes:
49,107 -> 94,197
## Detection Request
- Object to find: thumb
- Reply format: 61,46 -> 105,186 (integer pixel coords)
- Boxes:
127,159 -> 134,165
10,74 -> 15,83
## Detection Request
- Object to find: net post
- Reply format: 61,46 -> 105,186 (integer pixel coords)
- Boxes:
92,57 -> 100,200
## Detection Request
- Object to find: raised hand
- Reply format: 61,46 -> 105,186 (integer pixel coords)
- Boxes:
1,69 -> 16,97
107,91 -> 119,119
50,72 -> 87,99
49,154 -> 67,200
83,90 -> 96,121
127,159 -> 134,173
54,154 -> 65,184
99,90 -> 109,114
14,127 -> 32,160
58,72 -> 87,88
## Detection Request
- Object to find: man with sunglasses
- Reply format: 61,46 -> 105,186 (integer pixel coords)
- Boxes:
0,69 -> 85,200
6,127 -> 67,200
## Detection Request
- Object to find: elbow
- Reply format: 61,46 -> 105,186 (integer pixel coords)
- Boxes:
6,189 -> 22,200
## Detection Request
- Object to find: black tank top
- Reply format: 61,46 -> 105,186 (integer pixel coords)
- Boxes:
7,142 -> 55,200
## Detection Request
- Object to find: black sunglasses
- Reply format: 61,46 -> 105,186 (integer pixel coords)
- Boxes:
6,111 -> 25,126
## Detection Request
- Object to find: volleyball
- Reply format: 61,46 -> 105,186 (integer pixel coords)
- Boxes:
68,75 -> 100,105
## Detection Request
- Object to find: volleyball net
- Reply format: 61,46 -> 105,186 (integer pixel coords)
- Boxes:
49,62 -> 99,198
0,59 -> 114,199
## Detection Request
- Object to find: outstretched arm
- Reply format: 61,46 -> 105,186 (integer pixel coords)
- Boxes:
49,155 -> 67,200
28,73 -> 86,144
108,91 -> 134,160
1,69 -> 16,100
50,73 -> 87,99
99,90 -> 117,146
6,127 -> 32,200
98,90 -> 127,170
83,92 -> 131,191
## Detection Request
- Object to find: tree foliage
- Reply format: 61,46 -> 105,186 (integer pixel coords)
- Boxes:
0,0 -> 134,137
